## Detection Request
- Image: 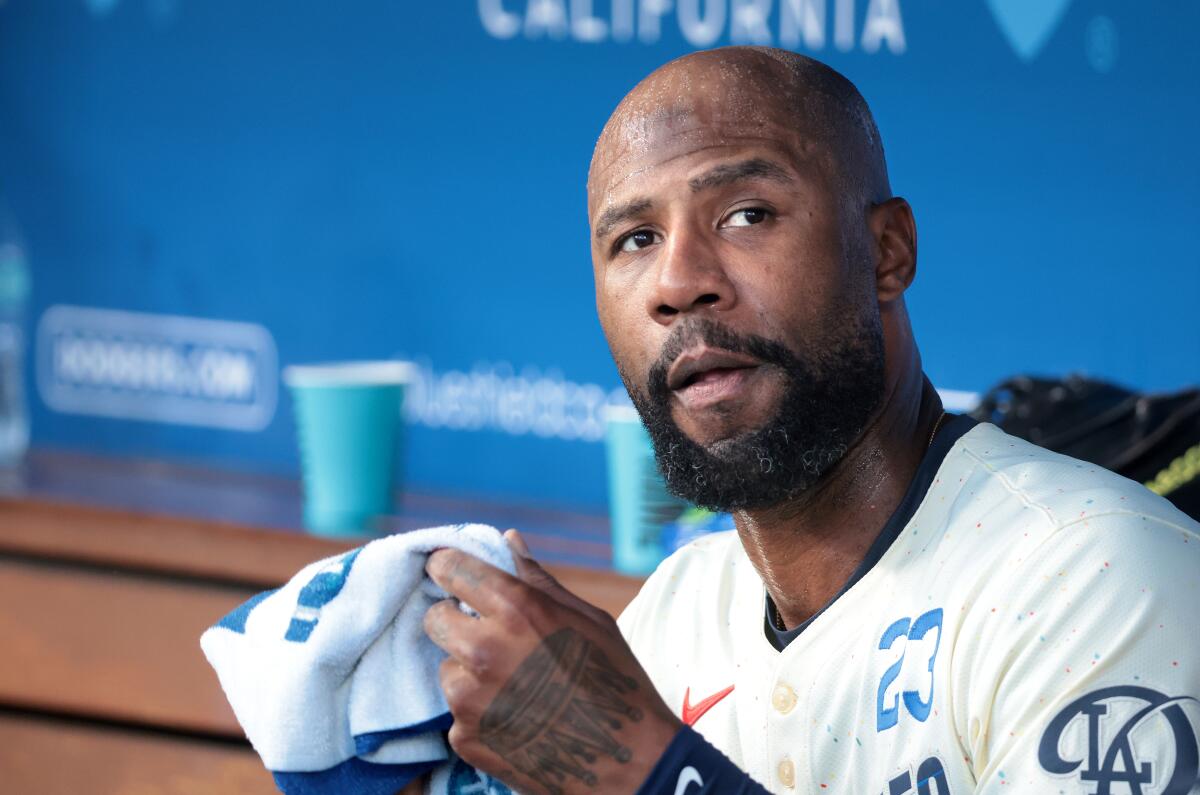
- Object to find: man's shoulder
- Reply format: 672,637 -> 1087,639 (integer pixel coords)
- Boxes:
899,422 -> 1198,608
626,529 -> 745,604
932,423 -> 1200,620
654,528 -> 743,575
950,421 -> 1196,534
616,530 -> 750,638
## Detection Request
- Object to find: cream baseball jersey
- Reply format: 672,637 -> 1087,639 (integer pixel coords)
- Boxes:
619,418 -> 1200,794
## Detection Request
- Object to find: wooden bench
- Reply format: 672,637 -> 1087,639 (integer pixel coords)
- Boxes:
0,497 -> 642,794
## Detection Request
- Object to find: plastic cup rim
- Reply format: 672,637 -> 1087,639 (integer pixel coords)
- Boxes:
283,360 -> 415,387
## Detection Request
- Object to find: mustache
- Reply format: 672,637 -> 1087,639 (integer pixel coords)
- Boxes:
646,319 -> 797,397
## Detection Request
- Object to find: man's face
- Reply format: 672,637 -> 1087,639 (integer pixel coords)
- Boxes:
589,87 -> 886,510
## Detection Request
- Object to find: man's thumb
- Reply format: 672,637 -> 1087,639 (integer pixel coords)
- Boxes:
504,529 -> 607,620
504,528 -> 532,559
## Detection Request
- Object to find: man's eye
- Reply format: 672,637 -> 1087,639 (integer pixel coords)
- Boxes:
724,207 -> 769,227
618,229 -> 658,253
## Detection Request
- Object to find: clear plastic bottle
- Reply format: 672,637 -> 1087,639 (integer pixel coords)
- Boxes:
0,232 -> 31,465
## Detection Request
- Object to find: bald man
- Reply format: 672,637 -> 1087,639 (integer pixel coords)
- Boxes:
424,47 -> 1200,794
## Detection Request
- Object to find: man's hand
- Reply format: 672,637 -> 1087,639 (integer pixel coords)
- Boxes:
424,530 -> 682,795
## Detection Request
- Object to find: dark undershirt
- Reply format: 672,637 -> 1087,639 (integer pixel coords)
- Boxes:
764,413 -> 978,651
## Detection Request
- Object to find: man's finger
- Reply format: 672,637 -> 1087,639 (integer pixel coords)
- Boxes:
504,528 -> 567,595
426,548 -> 525,618
505,528 -> 565,594
504,528 -> 531,558
510,546 -> 565,594
423,598 -> 479,658
438,656 -> 482,720
426,602 -> 508,677
505,541 -> 614,623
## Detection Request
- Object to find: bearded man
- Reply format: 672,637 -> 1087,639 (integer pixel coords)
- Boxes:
423,47 -> 1200,794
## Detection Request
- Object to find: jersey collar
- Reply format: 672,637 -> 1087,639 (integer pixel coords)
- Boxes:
763,413 -> 979,651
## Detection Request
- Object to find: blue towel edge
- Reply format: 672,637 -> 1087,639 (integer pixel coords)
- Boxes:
272,756 -> 440,795
355,711 -> 454,754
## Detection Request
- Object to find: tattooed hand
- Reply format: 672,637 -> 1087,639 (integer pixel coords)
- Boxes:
424,530 -> 682,795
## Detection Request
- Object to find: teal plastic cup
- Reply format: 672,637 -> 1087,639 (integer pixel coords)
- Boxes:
604,406 -> 688,575
283,361 -> 412,537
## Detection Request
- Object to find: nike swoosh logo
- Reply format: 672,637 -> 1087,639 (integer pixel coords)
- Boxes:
675,765 -> 703,795
681,684 -> 735,726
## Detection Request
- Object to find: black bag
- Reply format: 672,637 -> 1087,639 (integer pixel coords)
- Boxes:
969,375 -> 1200,522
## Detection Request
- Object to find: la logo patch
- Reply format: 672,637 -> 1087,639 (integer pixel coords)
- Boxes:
1038,685 -> 1200,795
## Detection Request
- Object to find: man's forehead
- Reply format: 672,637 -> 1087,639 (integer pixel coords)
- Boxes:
588,109 -> 821,217
586,48 -> 866,220
594,78 -> 793,166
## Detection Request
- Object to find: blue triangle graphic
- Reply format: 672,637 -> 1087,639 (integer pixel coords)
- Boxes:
984,0 -> 1073,61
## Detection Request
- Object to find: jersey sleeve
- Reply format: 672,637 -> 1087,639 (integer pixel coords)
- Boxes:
635,726 -> 771,794
616,574 -> 648,642
962,511 -> 1200,793
615,538 -> 707,675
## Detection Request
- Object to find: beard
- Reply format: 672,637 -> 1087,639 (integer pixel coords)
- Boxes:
620,311 -> 885,512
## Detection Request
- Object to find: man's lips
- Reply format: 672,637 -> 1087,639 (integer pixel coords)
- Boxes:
673,366 -> 761,412
666,347 -> 763,393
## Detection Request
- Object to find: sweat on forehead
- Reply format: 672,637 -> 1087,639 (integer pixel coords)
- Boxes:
587,46 -> 889,212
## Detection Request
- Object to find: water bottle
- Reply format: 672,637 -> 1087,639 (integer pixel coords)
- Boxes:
0,238 -> 31,465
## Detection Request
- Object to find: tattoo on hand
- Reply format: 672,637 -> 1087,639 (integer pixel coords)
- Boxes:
479,628 -> 642,794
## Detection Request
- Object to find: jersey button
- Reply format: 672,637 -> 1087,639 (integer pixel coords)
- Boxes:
771,683 -> 797,714
777,757 -> 796,788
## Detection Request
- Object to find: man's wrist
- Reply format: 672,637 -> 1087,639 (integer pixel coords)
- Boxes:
634,725 -> 771,794
610,712 -> 685,794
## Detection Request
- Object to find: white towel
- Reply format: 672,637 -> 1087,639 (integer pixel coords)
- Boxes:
200,523 -> 517,795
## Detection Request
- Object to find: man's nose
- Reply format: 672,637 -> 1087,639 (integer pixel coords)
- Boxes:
646,226 -> 737,324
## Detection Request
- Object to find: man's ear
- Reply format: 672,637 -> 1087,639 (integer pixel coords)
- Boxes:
868,197 -> 917,302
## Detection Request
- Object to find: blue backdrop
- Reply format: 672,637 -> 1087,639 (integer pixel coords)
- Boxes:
2,0 -> 1197,511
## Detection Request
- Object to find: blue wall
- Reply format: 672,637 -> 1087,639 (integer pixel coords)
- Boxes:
2,1 -> 1197,511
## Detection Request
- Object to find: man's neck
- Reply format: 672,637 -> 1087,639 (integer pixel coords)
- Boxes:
733,375 -> 943,630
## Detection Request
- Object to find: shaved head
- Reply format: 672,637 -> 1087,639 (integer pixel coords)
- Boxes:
588,46 -> 891,222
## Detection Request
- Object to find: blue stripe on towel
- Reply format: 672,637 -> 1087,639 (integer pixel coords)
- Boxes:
272,757 -> 439,795
285,548 -> 363,643
354,712 -> 454,755
216,589 -> 278,634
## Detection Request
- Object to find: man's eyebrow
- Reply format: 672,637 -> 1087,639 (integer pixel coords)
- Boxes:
688,158 -> 794,192
593,198 -> 653,241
